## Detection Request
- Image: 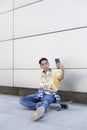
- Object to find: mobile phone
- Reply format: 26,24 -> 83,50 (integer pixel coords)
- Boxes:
55,58 -> 60,64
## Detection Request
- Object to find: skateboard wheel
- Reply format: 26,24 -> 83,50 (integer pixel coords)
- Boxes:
61,104 -> 69,109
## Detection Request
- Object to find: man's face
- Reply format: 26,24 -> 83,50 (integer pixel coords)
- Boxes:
40,60 -> 49,72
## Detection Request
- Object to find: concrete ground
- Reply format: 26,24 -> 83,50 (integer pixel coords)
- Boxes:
0,94 -> 87,130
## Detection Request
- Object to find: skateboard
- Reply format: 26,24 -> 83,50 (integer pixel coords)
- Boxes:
55,100 -> 72,111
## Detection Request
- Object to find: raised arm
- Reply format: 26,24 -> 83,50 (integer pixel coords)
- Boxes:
56,63 -> 64,81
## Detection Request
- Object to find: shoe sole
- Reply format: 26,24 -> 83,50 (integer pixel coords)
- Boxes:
31,107 -> 45,121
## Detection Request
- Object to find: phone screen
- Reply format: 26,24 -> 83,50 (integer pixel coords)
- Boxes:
55,58 -> 60,64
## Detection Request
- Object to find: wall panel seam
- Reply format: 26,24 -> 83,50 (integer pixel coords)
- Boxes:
0,26 -> 87,43
0,68 -> 87,70
0,0 -> 44,15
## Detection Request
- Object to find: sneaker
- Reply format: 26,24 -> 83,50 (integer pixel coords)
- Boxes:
31,106 -> 45,121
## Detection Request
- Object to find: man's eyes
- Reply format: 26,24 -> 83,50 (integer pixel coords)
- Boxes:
42,63 -> 48,65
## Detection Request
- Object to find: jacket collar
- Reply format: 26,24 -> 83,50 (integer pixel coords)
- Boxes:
42,68 -> 52,73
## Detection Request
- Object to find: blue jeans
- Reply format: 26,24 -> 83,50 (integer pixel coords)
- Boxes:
20,93 -> 55,112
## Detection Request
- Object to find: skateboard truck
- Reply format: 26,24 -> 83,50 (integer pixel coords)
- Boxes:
55,100 -> 72,111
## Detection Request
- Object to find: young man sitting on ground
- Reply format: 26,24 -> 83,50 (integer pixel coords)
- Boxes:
20,57 -> 64,121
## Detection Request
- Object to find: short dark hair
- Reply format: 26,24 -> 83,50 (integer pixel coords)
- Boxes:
39,58 -> 48,64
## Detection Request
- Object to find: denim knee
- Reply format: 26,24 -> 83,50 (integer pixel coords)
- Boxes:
40,100 -> 49,112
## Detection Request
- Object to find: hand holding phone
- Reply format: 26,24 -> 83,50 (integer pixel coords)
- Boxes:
55,58 -> 61,69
